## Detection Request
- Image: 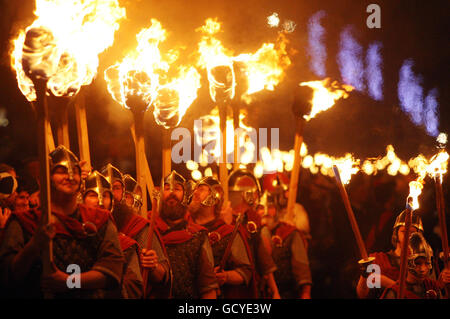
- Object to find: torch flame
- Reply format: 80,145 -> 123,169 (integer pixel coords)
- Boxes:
197,18 -> 292,105
12,0 -> 126,101
105,19 -> 201,126
408,180 -> 424,210
105,19 -> 168,110
300,78 -> 354,121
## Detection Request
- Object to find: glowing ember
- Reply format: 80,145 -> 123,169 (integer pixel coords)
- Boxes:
12,0 -> 126,101
267,13 -> 280,28
300,78 -> 354,121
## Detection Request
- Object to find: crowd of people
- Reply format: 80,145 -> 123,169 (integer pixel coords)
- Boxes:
0,144 -> 448,299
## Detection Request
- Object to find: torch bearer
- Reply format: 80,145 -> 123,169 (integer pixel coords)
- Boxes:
332,165 -> 375,268
397,180 -> 423,299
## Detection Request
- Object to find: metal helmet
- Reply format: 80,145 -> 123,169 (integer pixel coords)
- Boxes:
393,210 -> 424,232
123,174 -> 143,209
49,145 -> 81,181
0,172 -> 17,200
100,163 -> 124,187
262,172 -> 289,209
391,210 -> 424,247
194,176 -> 224,208
83,171 -> 113,210
407,232 -> 433,274
228,169 -> 261,206
163,170 -> 188,206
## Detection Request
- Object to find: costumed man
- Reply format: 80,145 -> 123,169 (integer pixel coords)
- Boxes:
260,188 -> 313,299
146,170 -> 218,299
227,169 -> 280,299
101,166 -> 169,298
0,145 -> 124,298
188,176 -> 254,298
262,172 -> 311,249
82,170 -> 142,299
381,232 -> 450,299
356,210 -> 431,299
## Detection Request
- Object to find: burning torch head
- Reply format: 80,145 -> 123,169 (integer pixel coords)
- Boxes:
153,87 -> 180,128
228,169 -> 261,208
391,210 -> 424,247
49,145 -> 81,184
82,171 -> 113,211
407,232 -> 433,277
208,64 -> 235,104
122,174 -> 143,209
291,85 -> 313,118
22,27 -> 59,81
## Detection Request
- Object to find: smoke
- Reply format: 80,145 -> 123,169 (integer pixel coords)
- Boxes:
337,26 -> 365,92
398,59 -> 440,136
398,59 -> 424,125
307,10 -> 327,78
423,88 -> 439,137
365,42 -> 383,101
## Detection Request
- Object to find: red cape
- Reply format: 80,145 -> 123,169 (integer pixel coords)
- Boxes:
12,204 -> 110,238
381,278 -> 441,299
369,251 -> 399,281
274,222 -> 297,241
120,213 -> 149,239
155,216 -> 206,245
119,233 -> 139,252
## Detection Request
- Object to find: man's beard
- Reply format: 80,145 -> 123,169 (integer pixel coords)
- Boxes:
161,194 -> 186,221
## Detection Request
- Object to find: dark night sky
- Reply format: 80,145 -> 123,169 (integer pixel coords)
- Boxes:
0,0 -> 449,180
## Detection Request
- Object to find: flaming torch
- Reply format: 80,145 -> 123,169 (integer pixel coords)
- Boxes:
332,165 -> 375,270
428,150 -> 449,296
10,0 -> 125,283
12,0 -> 125,164
286,79 -> 353,223
153,67 -> 201,178
104,20 -> 165,215
197,19 -> 236,201
397,179 -> 424,298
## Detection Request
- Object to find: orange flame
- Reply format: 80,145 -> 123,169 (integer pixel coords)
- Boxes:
11,0 -> 126,101
105,19 -> 201,127
196,18 -> 291,104
300,78 -> 354,121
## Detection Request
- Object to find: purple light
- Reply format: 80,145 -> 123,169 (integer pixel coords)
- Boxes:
398,60 -> 423,125
337,26 -> 365,91
423,88 -> 439,137
366,42 -> 383,101
307,11 -> 327,78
